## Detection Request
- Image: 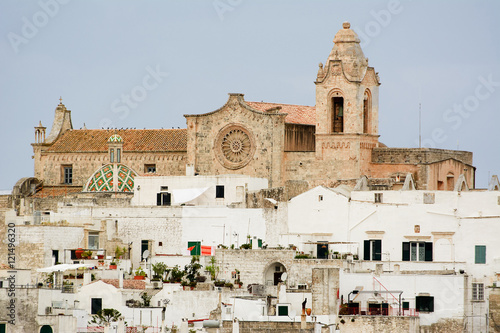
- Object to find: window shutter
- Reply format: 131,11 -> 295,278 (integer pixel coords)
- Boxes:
402,242 -> 410,261
425,242 -> 433,261
475,245 -> 486,264
156,193 -> 161,206
162,193 -> 171,206
364,240 -> 370,260
373,240 -> 382,261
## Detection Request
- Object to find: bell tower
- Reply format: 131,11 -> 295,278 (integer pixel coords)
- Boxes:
314,22 -> 381,179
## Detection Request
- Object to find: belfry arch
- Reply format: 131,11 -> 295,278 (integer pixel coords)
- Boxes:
328,90 -> 345,133
363,89 -> 371,134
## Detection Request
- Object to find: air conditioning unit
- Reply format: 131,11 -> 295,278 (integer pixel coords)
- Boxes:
152,281 -> 163,289
45,306 -> 52,315
251,284 -> 265,296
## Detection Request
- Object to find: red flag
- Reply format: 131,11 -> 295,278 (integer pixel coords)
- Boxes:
187,246 -> 195,251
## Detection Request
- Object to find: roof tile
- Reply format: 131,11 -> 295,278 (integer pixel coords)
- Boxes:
47,129 -> 187,152
246,101 -> 315,125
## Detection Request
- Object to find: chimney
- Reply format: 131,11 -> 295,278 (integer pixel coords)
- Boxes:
119,269 -> 123,289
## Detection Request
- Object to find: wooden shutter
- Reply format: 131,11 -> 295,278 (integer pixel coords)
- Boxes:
402,242 -> 410,261
425,242 -> 433,261
156,193 -> 161,206
372,240 -> 382,261
475,245 -> 486,264
364,240 -> 370,260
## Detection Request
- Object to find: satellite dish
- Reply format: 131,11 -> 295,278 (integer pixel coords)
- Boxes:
281,272 -> 288,282
142,250 -> 150,260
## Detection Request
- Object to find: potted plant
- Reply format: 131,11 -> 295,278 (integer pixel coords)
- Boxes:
151,262 -> 167,281
109,261 -> 117,270
169,265 -> 185,283
75,248 -> 84,259
81,250 -> 93,259
134,267 -> 147,280
114,246 -> 127,260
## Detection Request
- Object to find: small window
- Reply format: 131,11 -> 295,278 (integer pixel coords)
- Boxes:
110,149 -> 114,163
216,185 -> 225,198
187,241 -> 201,256
319,195 -> 323,201
157,192 -> 171,206
374,193 -> 383,203
402,301 -> 410,310
364,240 -> 382,261
145,164 -> 156,173
160,186 -> 168,191
62,165 -> 73,184
158,241 -> 163,246
91,298 -> 102,314
423,193 -> 435,204
116,148 -> 121,163
415,296 -> 434,312
277,305 -> 289,316
472,283 -> 484,301
402,242 -> 432,262
88,232 -> 99,250
475,245 -> 486,264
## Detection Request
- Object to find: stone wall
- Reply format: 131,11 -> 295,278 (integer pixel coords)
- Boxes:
221,320 -> 316,333
36,151 -> 187,187
215,249 -> 341,289
311,268 -> 339,315
427,318 -> 464,333
490,288 -> 500,332
337,315 -> 420,333
372,148 -> 472,165
0,288 -> 39,333
185,94 -> 286,188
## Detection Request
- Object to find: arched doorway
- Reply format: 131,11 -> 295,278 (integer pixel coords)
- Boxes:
264,262 -> 287,286
40,325 -> 53,333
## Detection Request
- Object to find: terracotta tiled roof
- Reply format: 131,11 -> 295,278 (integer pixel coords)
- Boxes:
32,186 -> 81,198
46,129 -> 187,152
246,101 -> 316,125
100,279 -> 146,290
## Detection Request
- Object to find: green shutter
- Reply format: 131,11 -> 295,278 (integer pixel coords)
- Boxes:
475,245 -> 486,264
425,242 -> 433,262
258,239 -> 262,248
402,242 -> 410,261
0,323 -> 6,333
188,241 -> 201,256
278,305 -> 288,316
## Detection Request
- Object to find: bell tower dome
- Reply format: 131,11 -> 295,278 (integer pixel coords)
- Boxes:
314,22 -> 381,179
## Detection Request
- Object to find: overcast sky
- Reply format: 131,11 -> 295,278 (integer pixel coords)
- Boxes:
1,0 -> 499,190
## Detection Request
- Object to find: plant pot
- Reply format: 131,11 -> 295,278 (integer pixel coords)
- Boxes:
109,265 -> 117,270
134,275 -> 145,280
97,255 -> 104,259
75,248 -> 84,259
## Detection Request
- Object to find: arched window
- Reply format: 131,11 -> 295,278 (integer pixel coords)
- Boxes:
332,96 -> 344,133
363,90 -> 371,134
264,262 -> 287,286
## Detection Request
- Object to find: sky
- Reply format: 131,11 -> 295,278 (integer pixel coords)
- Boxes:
0,0 -> 499,190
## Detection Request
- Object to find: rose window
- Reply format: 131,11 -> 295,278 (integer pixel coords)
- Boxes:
215,125 -> 255,169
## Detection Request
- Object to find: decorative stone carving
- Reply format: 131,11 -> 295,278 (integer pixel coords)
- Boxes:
215,124 -> 255,170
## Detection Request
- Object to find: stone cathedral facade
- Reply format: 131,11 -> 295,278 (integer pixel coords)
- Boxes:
30,22 -> 475,195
